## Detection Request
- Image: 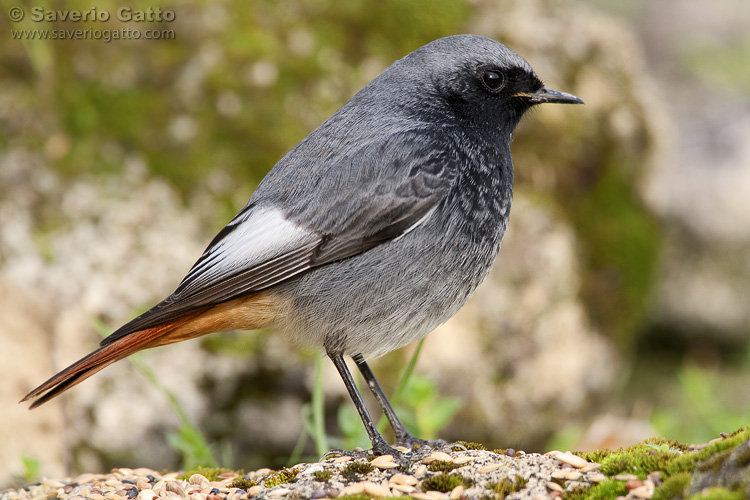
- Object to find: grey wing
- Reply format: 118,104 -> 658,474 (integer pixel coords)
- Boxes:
101,133 -> 457,345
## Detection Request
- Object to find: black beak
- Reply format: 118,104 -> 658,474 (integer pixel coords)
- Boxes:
519,86 -> 583,105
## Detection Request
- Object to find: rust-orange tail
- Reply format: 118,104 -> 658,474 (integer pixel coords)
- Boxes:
21,291 -> 281,408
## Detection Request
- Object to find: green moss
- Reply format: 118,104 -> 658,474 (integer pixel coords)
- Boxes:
667,428 -> 750,477
643,437 -> 691,453
568,429 -> 750,500
594,435 -> 691,479
227,478 -> 257,490
178,467 -> 237,481
584,479 -> 629,499
576,449 -> 613,464
489,475 -> 528,499
652,472 -> 691,500
342,462 -> 374,475
263,468 -> 299,488
456,441 -> 486,451
341,461 -> 375,482
561,485 -> 591,500
686,487 -> 746,500
428,460 -> 460,473
313,470 -> 333,482
421,472 -> 473,493
600,450 -> 678,478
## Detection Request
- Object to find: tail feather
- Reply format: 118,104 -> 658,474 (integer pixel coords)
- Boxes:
21,291 -> 282,408
24,353 -> 122,409
20,310 -> 206,408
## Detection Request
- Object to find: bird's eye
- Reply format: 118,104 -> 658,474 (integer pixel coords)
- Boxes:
482,70 -> 504,90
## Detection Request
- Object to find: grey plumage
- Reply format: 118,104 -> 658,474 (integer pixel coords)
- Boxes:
24,35 -> 582,455
106,35 -> 555,349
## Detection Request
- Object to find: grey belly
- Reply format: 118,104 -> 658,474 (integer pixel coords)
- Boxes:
273,212 -> 503,357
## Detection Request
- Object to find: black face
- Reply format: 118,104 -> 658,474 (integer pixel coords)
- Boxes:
475,64 -> 545,107
439,62 -> 545,131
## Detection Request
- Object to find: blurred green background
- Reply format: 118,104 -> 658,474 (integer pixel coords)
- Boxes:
1,0 -> 749,487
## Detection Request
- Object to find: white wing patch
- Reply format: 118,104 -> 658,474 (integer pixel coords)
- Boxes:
177,206 -> 320,297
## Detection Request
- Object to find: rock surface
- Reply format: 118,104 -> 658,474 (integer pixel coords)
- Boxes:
3,432 -> 750,500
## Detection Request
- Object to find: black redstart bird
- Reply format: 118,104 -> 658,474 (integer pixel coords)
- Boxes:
22,35 -> 582,458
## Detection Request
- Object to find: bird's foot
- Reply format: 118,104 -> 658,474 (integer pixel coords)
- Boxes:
321,438 -> 414,468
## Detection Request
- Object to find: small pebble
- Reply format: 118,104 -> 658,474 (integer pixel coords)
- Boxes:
430,451 -> 453,462
363,482 -> 390,498
453,456 -> 472,465
647,471 -> 663,486
246,485 -> 263,497
74,474 -> 97,484
389,473 -> 418,486
450,485 -> 464,499
630,485 -> 653,499
136,490 -> 156,500
625,479 -> 644,490
581,462 -> 601,472
613,474 -> 639,481
151,481 -> 166,495
165,482 -> 185,496
479,463 -> 503,474
588,473 -> 607,483
371,455 -> 397,469
553,452 -> 589,469
332,456 -> 351,464
505,449 -> 516,457
189,475 -> 209,487
546,481 -> 563,492
567,470 -> 582,481
338,482 -> 365,496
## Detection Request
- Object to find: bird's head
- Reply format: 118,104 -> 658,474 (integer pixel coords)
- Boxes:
384,34 -> 583,136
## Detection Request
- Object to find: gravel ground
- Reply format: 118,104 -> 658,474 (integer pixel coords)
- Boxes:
0,447 -> 640,500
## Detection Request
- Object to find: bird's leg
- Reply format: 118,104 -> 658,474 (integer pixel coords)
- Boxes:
352,353 -> 452,451
327,353 -> 404,460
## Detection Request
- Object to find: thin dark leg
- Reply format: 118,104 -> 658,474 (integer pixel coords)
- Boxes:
352,353 -> 450,449
328,353 -> 392,454
351,353 -> 412,443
